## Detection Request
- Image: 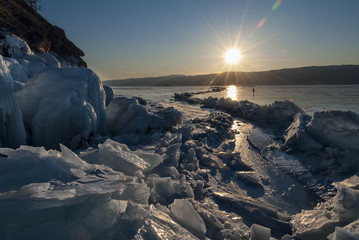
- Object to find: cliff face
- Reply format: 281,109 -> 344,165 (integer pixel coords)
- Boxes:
0,0 -> 87,67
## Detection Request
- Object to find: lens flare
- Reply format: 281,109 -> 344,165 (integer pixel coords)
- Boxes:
272,0 -> 282,10
256,17 -> 267,29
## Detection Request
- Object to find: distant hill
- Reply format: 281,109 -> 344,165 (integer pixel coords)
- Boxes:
104,65 -> 359,86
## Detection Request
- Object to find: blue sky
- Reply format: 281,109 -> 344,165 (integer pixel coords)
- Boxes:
42,0 -> 359,80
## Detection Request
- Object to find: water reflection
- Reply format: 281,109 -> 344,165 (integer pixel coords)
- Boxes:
227,85 -> 237,100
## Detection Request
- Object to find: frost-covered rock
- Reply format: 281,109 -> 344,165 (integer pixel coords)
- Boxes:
170,199 -> 207,239
104,85 -> 115,106
0,33 -> 32,58
282,113 -> 322,153
292,175 -> 359,239
81,139 -> 163,175
307,110 -> 359,150
0,55 -> 26,148
107,97 -> 182,136
16,67 -> 107,150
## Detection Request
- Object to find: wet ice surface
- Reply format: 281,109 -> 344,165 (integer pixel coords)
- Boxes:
1,96 -> 359,239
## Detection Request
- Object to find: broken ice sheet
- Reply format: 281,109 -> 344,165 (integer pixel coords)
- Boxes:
80,139 -> 163,175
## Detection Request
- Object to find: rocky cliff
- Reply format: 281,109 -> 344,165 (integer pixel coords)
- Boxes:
0,0 -> 86,67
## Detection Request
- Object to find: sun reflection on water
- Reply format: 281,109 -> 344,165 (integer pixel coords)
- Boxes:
227,85 -> 237,100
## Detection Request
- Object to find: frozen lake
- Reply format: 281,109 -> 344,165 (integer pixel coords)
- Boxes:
111,85 -> 359,115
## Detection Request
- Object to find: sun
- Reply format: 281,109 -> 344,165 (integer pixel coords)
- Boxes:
225,49 -> 241,64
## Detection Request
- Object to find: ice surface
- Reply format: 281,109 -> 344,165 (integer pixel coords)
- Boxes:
98,139 -> 150,174
3,57 -> 28,83
107,97 -> 182,136
104,85 -> 115,106
169,199 -> 207,239
82,139 -> 163,175
250,224 -> 271,240
15,67 -> 107,149
135,205 -> 199,239
327,226 -> 359,240
307,110 -> 359,150
292,175 -> 359,239
36,52 -> 61,67
235,171 -> 262,186
282,113 -> 322,152
0,55 -> 26,148
163,142 -> 182,167
0,144 -> 156,239
247,100 -> 306,129
149,176 -> 194,205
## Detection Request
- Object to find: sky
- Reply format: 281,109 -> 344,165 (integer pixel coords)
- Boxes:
41,0 -> 359,80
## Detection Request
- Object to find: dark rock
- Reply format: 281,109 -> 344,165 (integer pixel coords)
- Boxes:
0,0 -> 86,67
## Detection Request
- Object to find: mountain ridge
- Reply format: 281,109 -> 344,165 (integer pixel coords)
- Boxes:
104,64 -> 359,86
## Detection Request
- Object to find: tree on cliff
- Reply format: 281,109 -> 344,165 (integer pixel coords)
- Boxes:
24,0 -> 42,11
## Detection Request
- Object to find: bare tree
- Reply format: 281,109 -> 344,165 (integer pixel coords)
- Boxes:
24,0 -> 43,11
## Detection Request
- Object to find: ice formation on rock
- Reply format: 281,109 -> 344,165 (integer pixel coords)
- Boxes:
16,67 -> 107,150
107,97 -> 182,136
0,55 -> 26,148
0,33 -> 33,58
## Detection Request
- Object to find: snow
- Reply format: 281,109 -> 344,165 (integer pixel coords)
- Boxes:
15,67 -> 107,150
0,33 -> 32,58
0,55 -> 26,148
169,199 -> 207,239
